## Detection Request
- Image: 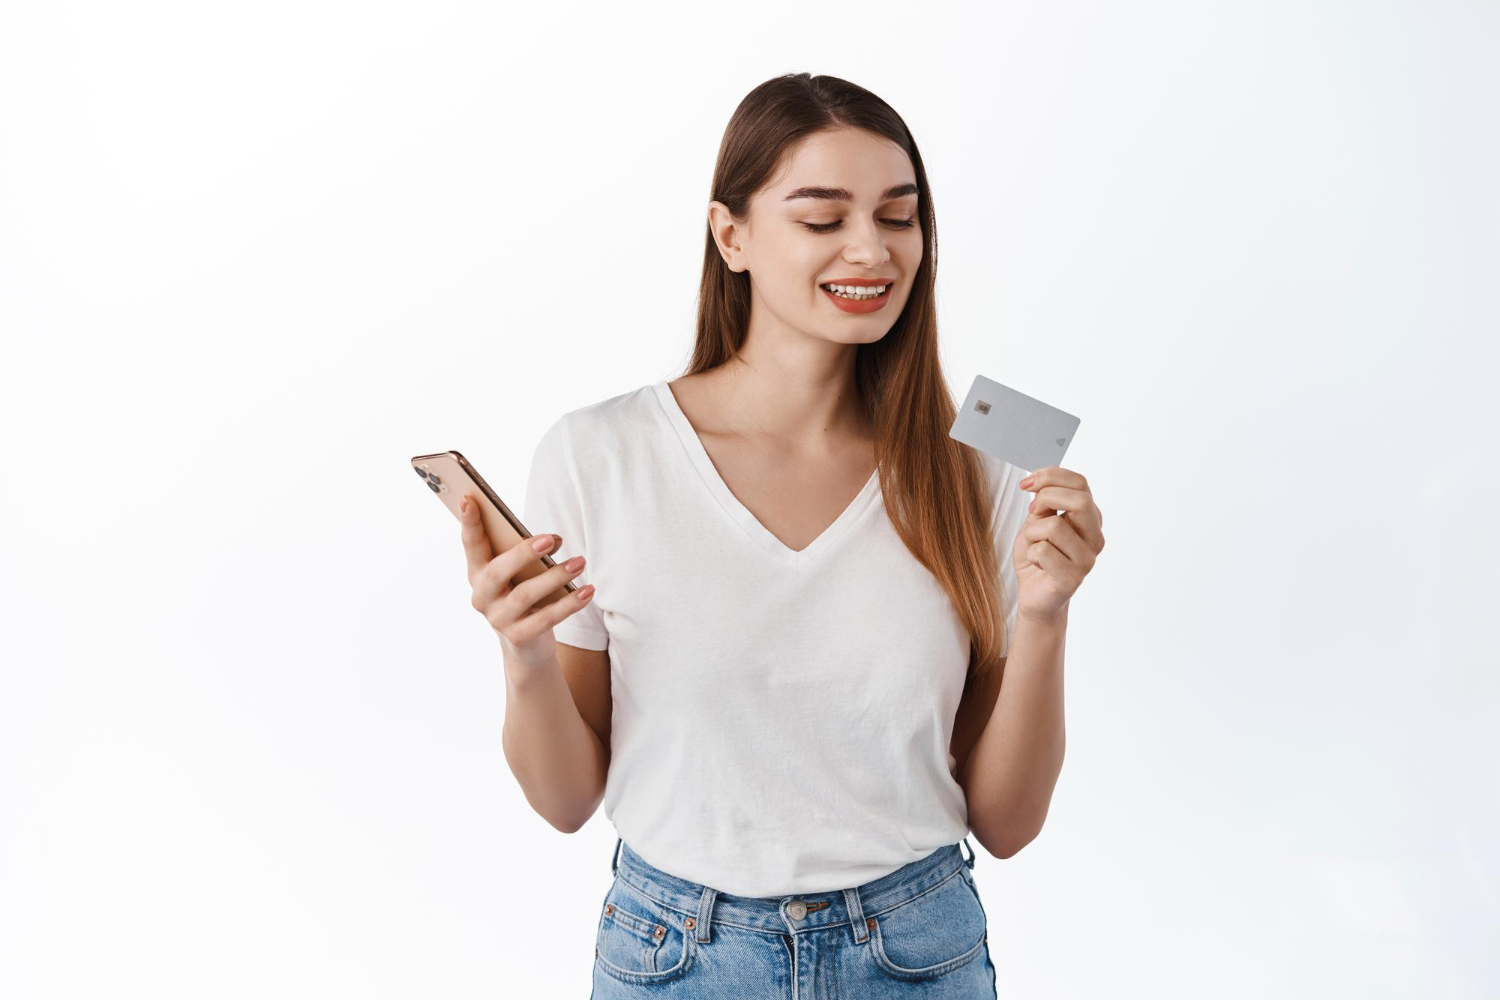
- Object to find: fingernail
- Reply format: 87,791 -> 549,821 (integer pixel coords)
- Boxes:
459,496 -> 468,514
1019,476 -> 1035,489
532,535 -> 554,552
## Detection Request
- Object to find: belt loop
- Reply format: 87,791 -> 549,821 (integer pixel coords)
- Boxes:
843,886 -> 870,944
961,836 -> 977,869
694,886 -> 718,944
611,837 -> 622,875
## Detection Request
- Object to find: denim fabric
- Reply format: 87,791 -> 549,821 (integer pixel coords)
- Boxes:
591,837 -> 997,998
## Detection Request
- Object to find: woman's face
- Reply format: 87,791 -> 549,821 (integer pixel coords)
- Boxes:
710,128 -> 924,344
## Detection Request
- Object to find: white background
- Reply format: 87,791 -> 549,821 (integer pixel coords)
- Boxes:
2,1 -> 1497,997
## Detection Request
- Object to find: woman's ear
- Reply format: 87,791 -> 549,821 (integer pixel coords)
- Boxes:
707,201 -> 747,273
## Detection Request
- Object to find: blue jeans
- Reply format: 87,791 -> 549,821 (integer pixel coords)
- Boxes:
591,837 -> 998,998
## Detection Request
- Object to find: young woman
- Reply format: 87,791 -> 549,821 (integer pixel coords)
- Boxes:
461,72 -> 1106,997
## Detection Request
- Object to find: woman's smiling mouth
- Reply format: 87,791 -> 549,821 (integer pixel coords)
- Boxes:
820,279 -> 894,313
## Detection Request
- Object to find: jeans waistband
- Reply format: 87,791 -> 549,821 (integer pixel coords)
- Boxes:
607,837 -> 979,944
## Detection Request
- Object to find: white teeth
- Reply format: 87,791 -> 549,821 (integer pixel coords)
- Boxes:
823,283 -> 887,299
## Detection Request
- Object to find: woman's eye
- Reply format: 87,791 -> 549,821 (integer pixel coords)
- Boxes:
801,219 -> 918,233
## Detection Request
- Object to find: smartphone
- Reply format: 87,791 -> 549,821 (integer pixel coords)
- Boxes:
411,449 -> 578,610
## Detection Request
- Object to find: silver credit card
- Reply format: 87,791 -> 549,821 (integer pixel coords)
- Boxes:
948,374 -> 1080,474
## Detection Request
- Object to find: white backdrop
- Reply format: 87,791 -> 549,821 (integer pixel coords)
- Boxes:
2,2 -> 1496,997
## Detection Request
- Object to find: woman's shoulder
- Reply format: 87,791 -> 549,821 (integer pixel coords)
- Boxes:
539,383 -> 662,476
547,383 -> 657,436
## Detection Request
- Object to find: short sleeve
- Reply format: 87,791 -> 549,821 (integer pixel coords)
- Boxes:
522,413 -> 609,650
988,457 -> 1031,658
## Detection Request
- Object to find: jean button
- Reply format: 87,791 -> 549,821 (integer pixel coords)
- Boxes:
787,900 -> 807,920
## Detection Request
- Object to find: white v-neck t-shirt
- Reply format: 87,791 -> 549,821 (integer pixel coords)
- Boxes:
521,381 -> 1030,897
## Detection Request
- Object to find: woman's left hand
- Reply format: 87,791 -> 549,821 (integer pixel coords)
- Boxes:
1012,466 -> 1105,625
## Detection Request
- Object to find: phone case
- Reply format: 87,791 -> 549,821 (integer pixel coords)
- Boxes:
411,450 -> 578,611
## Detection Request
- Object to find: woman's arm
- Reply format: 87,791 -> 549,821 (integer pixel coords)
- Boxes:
501,650 -> 610,834
957,607 -> 1068,859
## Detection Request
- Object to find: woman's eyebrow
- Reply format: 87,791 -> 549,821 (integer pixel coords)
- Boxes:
782,182 -> 918,203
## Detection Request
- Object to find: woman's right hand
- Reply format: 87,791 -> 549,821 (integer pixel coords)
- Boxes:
458,493 -> 596,677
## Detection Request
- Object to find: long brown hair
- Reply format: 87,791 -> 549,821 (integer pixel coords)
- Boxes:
684,72 -> 1009,685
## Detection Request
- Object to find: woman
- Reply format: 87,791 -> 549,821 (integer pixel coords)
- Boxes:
460,72 -> 1105,997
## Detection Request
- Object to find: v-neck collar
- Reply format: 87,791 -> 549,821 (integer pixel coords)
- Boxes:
650,380 -> 881,569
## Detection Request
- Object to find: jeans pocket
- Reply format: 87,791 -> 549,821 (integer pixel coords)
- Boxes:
868,868 -> 989,982
593,876 -> 697,985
